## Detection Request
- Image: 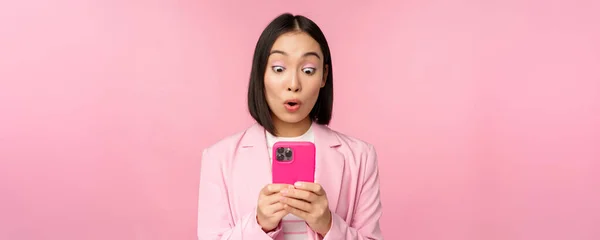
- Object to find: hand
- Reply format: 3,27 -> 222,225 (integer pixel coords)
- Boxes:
256,184 -> 292,232
279,182 -> 332,236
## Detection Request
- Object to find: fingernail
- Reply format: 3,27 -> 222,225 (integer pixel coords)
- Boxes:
294,182 -> 302,187
280,189 -> 288,195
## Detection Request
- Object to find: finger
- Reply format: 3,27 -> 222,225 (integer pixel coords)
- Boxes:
261,192 -> 283,205
281,196 -> 312,212
294,182 -> 326,196
265,202 -> 286,215
262,184 -> 292,195
281,188 -> 317,203
283,204 -> 309,220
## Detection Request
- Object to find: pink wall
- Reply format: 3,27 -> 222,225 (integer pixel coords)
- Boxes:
1,0 -> 599,239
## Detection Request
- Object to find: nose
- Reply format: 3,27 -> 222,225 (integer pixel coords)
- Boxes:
287,70 -> 301,92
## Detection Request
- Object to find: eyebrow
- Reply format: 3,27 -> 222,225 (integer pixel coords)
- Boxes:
269,50 -> 321,59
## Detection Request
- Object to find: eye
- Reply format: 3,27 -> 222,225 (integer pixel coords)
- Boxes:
302,67 -> 316,75
272,66 -> 285,73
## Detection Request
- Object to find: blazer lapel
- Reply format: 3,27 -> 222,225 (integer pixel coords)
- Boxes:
237,123 -> 272,211
312,122 -> 344,214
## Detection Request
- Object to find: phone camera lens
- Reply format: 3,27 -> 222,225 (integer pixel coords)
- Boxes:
284,148 -> 293,158
276,153 -> 284,161
277,147 -> 284,154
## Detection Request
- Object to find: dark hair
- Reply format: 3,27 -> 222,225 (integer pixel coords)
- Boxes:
247,13 -> 334,136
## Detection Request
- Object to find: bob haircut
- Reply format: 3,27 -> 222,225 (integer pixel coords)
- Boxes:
247,13 -> 334,136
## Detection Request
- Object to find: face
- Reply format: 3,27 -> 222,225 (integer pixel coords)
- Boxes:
264,31 -> 328,125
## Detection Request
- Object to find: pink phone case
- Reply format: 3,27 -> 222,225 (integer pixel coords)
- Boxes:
272,141 -> 316,185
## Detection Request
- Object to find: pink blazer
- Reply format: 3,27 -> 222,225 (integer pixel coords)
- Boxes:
197,122 -> 383,239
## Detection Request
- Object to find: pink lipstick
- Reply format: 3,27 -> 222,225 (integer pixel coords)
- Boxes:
284,99 -> 301,113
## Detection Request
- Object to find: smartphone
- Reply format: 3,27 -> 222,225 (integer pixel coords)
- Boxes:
272,141 -> 316,185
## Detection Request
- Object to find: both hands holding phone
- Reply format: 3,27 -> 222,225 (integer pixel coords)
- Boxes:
256,182 -> 332,236
256,141 -> 332,236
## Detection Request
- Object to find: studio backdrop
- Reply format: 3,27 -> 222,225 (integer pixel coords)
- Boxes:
1,1 -> 599,239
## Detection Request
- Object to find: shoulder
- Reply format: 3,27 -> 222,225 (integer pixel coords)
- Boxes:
203,130 -> 245,153
337,131 -> 376,153
321,125 -> 381,180
322,125 -> 375,150
318,124 -> 377,160
201,124 -> 256,161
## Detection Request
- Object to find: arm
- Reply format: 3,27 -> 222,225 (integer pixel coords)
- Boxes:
323,144 -> 384,240
197,148 -> 282,240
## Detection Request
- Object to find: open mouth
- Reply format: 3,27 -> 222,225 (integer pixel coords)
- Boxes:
284,100 -> 301,112
284,99 -> 301,106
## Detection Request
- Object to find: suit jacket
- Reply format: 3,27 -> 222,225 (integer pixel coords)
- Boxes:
197,122 -> 383,239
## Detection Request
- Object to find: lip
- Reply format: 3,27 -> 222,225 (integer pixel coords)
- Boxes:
284,99 -> 302,113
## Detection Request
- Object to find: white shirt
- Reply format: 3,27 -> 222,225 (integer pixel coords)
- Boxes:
265,126 -> 314,240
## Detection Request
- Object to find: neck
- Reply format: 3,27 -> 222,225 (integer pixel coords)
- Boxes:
272,116 -> 312,137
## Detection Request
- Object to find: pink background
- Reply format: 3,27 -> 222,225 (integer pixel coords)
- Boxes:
1,0 -> 599,239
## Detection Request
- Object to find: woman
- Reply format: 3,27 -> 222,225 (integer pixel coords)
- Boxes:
197,13 -> 383,240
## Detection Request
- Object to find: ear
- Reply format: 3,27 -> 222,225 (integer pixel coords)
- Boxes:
321,64 -> 329,88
